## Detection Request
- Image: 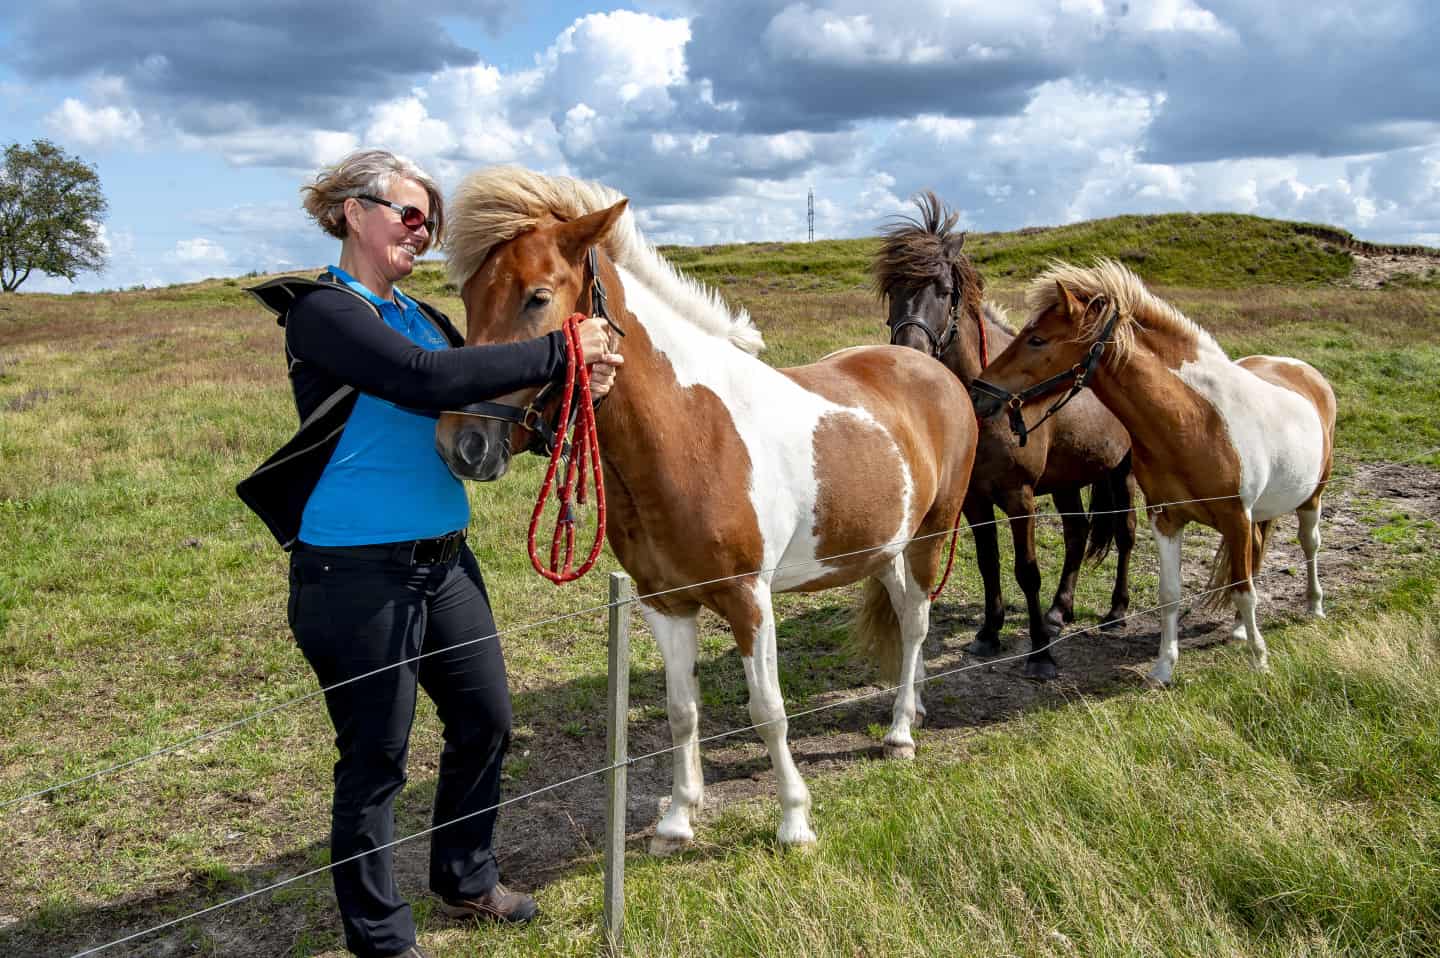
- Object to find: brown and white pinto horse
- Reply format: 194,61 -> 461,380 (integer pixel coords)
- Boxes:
875,194 -> 1136,680
435,168 -> 978,851
971,260 -> 1336,684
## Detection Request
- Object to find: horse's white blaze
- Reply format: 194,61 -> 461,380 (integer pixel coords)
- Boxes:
1175,348 -> 1326,522
619,267 -> 914,590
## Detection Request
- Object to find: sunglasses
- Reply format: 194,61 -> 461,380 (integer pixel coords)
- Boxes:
357,194 -> 436,234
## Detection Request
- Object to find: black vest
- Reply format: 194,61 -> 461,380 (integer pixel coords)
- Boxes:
236,274 -> 463,549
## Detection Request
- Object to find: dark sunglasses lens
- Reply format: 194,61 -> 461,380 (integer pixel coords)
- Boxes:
399,205 -> 428,230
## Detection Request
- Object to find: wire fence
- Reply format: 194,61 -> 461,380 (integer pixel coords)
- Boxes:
66,561 -> 1295,957
9,450 -> 1425,812
8,449 -> 1435,956
5,481 -> 1348,812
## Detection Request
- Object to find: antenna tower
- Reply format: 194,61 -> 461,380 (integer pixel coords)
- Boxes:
807,187 -> 814,242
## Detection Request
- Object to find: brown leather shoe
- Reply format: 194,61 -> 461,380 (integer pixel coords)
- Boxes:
440,883 -> 538,924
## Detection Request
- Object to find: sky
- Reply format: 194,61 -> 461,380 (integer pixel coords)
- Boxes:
1,0 -> 1437,293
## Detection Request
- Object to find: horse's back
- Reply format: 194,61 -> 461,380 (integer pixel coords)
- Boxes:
1231,355 -> 1335,517
1236,356 -> 1337,434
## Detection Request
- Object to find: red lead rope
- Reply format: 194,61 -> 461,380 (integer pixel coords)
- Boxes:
527,313 -> 607,584
929,511 -> 964,601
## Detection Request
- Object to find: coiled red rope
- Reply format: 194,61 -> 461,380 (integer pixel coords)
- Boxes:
527,313 -> 607,584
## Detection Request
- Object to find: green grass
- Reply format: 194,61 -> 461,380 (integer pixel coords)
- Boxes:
2,212 -> 1440,956
657,213 -> 1381,292
462,588 -> 1440,958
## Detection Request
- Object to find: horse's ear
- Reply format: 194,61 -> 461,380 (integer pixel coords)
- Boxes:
942,230 -> 967,259
1054,280 -> 1083,319
557,199 -> 628,263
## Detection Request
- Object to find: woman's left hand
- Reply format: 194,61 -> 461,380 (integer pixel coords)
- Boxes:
589,358 -> 622,398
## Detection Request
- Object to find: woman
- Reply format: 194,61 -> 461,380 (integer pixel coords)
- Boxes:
239,149 -> 621,958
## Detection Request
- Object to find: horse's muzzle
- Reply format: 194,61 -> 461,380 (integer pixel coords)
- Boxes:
969,384 -> 1004,419
441,427 -> 511,482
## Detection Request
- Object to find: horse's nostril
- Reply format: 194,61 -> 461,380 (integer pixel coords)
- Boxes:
456,431 -> 488,467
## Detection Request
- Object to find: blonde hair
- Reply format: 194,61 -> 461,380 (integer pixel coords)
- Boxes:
300,149 -> 445,252
447,165 -> 764,354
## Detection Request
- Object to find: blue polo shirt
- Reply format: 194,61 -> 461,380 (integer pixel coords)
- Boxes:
298,266 -> 470,545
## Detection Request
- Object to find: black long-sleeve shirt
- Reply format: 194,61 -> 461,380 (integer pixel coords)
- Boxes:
285,286 -> 567,418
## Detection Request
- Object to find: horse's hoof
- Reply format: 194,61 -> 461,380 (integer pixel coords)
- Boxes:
1100,609 -> 1128,631
1143,670 -> 1173,689
883,741 -> 916,760
1024,659 -> 1059,682
778,819 -> 818,849
1043,607 -> 1071,630
965,636 -> 1003,657
649,833 -> 693,857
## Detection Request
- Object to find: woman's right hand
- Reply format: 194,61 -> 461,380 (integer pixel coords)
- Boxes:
576,316 -> 624,368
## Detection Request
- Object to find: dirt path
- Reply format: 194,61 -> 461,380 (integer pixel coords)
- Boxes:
1344,249 -> 1440,288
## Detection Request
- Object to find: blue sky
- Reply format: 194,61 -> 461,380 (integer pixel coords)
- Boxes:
1,0 -> 1437,292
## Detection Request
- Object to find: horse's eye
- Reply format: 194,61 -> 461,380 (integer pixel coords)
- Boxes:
527,289 -> 553,310
1027,335 -> 1046,347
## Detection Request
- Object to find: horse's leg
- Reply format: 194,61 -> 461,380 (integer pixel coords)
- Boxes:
640,602 -> 705,856
731,581 -> 815,848
1222,510 -> 1269,673
964,494 -> 1006,657
1103,471 -> 1137,629
1044,486 -> 1087,631
1150,522 -> 1185,686
1298,502 -> 1325,618
1004,487 -> 1057,681
875,555 -> 930,759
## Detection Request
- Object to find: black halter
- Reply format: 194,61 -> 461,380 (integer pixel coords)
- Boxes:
889,290 -> 959,359
448,246 -> 623,457
970,299 -> 1120,447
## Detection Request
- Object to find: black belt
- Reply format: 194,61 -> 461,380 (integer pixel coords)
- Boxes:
296,530 -> 467,566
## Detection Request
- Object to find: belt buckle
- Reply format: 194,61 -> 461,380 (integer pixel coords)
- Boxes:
410,532 -> 462,566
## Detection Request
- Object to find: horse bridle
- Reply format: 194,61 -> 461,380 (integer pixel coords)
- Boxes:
969,298 -> 1120,447
888,288 -> 960,359
447,246 -> 624,457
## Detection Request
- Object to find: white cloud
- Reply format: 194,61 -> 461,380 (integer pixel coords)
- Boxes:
43,98 -> 145,150
174,237 -> 231,266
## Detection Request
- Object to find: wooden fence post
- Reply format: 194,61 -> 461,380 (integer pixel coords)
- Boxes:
603,572 -> 632,952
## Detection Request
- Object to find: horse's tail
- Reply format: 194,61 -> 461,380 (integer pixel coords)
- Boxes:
1084,454 -> 1132,565
852,577 -> 902,686
1202,518 -> 1276,612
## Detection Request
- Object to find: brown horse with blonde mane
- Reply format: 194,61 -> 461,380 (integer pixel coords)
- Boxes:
874,193 -> 1136,679
435,167 -> 978,852
972,260 -> 1336,684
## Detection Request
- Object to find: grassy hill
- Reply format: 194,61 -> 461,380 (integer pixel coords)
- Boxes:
656,213 -> 1401,291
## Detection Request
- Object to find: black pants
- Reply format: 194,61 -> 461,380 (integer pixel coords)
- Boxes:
288,541 -> 511,958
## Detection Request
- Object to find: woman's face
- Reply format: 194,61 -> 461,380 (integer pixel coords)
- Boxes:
347,177 -> 432,285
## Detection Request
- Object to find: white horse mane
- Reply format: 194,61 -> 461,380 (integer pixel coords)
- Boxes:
1026,258 -> 1221,365
446,166 -> 764,355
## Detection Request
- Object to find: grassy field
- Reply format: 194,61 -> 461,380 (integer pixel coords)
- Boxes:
2,213 -> 1440,957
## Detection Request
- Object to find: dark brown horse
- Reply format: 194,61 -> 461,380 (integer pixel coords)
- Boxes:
873,193 -> 1136,679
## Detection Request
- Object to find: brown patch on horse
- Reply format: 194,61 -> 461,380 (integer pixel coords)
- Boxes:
802,412 -> 910,590
588,319 -> 768,652
786,345 -> 974,590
